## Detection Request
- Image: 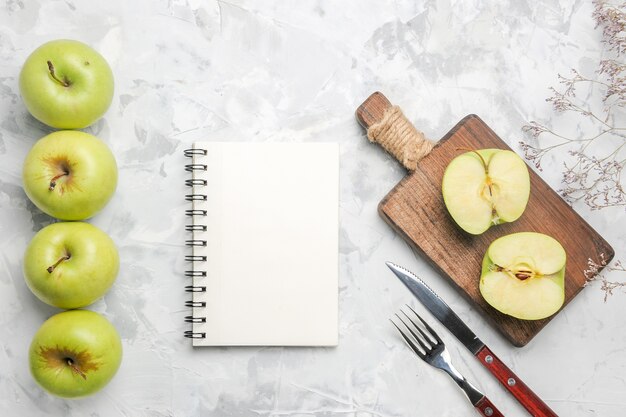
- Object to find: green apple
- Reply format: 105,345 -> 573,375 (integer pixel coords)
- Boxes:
29,310 -> 122,398
442,149 -> 530,235
19,39 -> 114,129
23,222 -> 119,309
479,232 -> 566,320
22,130 -> 117,220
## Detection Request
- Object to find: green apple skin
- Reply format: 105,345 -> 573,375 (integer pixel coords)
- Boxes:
23,222 -> 119,309
22,130 -> 117,220
19,39 -> 114,129
479,232 -> 566,320
29,310 -> 122,398
442,149 -> 530,235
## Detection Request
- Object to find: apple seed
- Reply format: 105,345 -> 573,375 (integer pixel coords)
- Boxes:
491,264 -> 536,281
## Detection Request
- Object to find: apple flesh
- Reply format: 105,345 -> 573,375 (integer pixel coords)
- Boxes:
479,232 -> 566,320
29,310 -> 122,398
19,39 -> 114,129
22,130 -> 117,220
442,149 -> 530,235
23,222 -> 119,309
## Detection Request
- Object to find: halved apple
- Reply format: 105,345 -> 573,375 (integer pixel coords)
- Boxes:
442,149 -> 530,235
479,232 -> 566,320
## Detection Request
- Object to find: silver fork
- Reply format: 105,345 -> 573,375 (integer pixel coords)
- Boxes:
391,305 -> 504,417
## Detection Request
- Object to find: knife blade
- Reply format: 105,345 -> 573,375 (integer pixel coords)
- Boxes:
386,261 -> 559,417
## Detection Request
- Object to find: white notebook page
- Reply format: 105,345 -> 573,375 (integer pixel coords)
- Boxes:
190,142 -> 338,346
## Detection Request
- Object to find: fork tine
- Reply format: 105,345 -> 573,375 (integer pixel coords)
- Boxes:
389,318 -> 426,359
400,309 -> 435,347
406,305 -> 443,344
394,313 -> 430,353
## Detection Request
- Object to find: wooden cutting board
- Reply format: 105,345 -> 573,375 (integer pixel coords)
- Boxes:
357,92 -> 615,347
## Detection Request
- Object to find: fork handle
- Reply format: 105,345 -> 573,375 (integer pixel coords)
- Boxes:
475,396 -> 505,417
476,346 -> 558,417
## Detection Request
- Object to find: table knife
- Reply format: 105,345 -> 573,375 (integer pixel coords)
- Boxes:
386,261 -> 559,417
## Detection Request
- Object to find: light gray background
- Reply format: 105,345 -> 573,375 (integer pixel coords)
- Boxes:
1,1 -> 625,416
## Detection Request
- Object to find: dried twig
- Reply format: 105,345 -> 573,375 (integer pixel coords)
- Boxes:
584,256 -> 626,301
522,1 -> 626,299
520,1 -> 626,210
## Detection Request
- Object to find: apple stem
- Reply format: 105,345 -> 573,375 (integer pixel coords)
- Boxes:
49,171 -> 69,191
47,60 -> 70,87
66,358 -> 87,380
47,255 -> 71,273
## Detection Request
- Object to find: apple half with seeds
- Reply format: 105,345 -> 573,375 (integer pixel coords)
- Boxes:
442,149 -> 530,235
479,232 -> 566,320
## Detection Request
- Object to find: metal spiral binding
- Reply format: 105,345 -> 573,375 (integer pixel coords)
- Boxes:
184,330 -> 206,339
185,255 -> 207,262
185,164 -> 207,172
184,149 -> 207,157
186,239 -> 207,247
186,209 -> 207,217
184,148 -> 208,338
185,194 -> 207,201
185,301 -> 206,307
185,271 -> 207,278
185,225 -> 207,232
184,316 -> 207,323
185,285 -> 207,292
185,179 -> 207,187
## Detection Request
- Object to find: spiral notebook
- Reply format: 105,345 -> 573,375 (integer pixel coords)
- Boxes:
184,142 -> 339,346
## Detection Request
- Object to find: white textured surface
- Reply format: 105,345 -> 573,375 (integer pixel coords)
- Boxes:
0,1 -> 625,416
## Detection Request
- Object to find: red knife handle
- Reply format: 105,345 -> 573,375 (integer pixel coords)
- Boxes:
476,346 -> 558,417
475,396 -> 505,417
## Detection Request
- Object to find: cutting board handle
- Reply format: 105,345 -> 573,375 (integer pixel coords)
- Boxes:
355,92 -> 435,171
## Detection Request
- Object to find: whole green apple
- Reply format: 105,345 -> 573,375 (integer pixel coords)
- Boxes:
23,222 -> 119,309
22,130 -> 117,220
29,310 -> 122,398
19,39 -> 114,129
